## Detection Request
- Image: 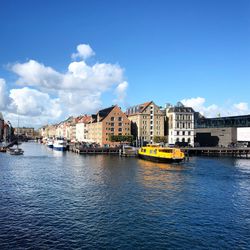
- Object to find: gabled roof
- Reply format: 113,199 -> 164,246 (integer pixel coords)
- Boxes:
98,106 -> 116,120
77,115 -> 91,124
126,101 -> 154,115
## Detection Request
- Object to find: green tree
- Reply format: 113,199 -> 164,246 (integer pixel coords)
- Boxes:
153,136 -> 168,144
109,135 -> 133,143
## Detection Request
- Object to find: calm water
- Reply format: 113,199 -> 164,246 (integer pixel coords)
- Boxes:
0,143 -> 249,249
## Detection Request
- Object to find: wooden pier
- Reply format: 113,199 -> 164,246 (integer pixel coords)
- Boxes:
70,144 -> 121,154
181,147 -> 250,159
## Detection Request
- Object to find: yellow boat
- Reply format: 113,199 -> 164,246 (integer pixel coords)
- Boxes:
138,144 -> 185,163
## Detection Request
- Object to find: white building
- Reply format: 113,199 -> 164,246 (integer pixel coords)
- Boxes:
166,102 -> 194,146
75,115 -> 91,142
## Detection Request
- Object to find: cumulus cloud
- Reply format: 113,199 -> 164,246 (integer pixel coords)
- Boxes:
114,81 -> 128,103
2,43 -> 128,127
181,97 -> 250,117
11,60 -> 62,89
0,78 -> 8,109
9,87 -> 62,118
0,78 -> 13,110
71,44 -> 95,60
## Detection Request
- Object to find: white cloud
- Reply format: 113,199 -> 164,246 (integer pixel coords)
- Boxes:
3,43 -> 128,127
114,81 -> 128,103
181,97 -> 250,117
11,60 -> 62,89
233,102 -> 248,112
9,87 -> 62,118
71,44 -> 95,60
0,78 -> 8,109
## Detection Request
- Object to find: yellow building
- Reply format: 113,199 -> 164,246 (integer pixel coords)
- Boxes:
126,101 -> 165,144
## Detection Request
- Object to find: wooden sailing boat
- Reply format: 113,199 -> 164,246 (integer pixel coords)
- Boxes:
8,115 -> 24,155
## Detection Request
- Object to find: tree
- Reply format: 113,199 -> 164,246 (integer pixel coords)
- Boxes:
153,136 -> 168,144
109,135 -> 133,143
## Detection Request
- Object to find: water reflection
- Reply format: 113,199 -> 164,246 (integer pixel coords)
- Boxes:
137,159 -> 187,191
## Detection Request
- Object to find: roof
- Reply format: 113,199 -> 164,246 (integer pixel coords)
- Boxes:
126,101 -> 153,115
88,106 -> 117,123
167,106 -> 195,113
98,106 -> 116,120
77,115 -> 91,124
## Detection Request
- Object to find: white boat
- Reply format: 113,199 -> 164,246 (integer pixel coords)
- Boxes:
8,147 -> 24,155
47,139 -> 54,148
53,138 -> 67,151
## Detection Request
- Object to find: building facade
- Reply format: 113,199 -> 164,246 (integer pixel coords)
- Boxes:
0,112 -> 4,141
14,127 -> 35,138
126,101 -> 165,145
195,114 -> 250,147
166,103 -> 195,146
75,115 -> 91,142
87,105 -> 131,147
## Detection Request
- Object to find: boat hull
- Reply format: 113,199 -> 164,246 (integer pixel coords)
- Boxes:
138,153 -> 183,163
53,146 -> 66,151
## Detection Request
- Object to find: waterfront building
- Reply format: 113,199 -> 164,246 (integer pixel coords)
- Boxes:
195,114 -> 250,147
87,105 -> 131,147
14,127 -> 35,138
47,125 -> 56,138
0,112 -> 4,141
75,115 -> 91,142
126,101 -> 165,145
165,102 -> 195,146
3,121 -> 13,142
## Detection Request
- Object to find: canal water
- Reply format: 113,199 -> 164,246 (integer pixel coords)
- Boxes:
0,142 -> 249,249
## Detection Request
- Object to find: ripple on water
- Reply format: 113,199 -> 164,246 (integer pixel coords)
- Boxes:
0,143 -> 250,249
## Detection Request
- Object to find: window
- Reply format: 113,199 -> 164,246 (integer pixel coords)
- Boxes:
110,117 -> 114,121
118,117 -> 122,121
118,122 -> 122,126
188,131 -> 191,136
111,128 -> 114,132
177,131 -> 179,135
118,128 -> 122,132
110,123 -> 114,126
118,133 -> 122,135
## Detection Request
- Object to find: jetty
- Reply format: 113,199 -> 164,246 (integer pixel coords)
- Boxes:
181,147 -> 250,159
70,144 -> 121,154
69,144 -> 138,156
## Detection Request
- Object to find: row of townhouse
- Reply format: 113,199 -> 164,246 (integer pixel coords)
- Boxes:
0,112 -> 14,142
39,105 -> 132,147
40,101 -> 195,146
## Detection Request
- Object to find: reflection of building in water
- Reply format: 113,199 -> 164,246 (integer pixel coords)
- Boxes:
137,159 -> 186,191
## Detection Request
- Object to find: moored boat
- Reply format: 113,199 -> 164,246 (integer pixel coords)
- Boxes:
138,144 -> 185,163
53,137 -> 67,151
47,139 -> 54,148
8,147 -> 24,155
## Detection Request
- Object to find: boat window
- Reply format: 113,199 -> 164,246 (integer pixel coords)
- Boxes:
159,149 -> 173,153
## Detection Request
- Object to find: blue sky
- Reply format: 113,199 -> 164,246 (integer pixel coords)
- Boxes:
0,0 -> 249,126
